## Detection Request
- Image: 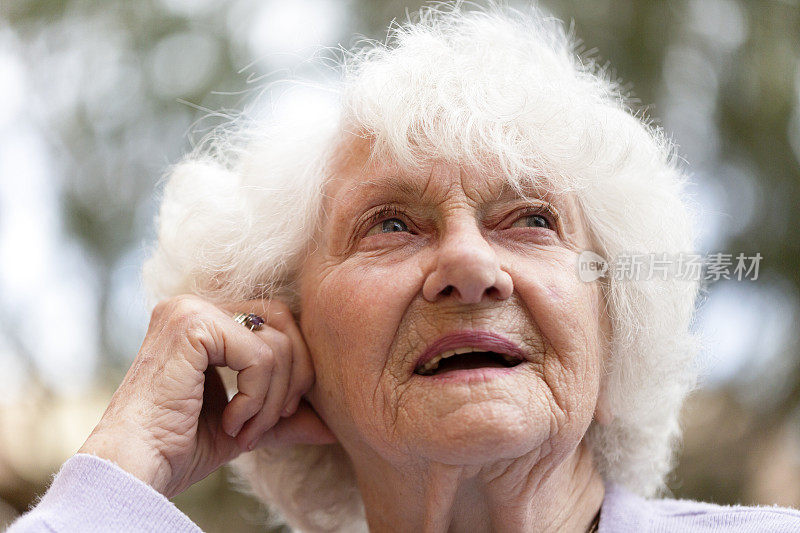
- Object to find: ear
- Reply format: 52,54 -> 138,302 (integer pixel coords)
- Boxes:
593,381 -> 613,426
255,399 -> 338,449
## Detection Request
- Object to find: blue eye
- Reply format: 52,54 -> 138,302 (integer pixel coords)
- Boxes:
364,208 -> 411,237
511,214 -> 551,229
381,218 -> 408,233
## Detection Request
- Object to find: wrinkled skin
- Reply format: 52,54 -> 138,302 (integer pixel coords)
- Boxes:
78,296 -> 337,499
299,137 -> 612,532
76,130 -> 612,531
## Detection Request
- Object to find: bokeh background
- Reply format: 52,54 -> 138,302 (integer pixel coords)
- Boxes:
1,0 -> 799,531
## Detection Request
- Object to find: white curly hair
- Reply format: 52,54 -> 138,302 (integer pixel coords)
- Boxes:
142,1 -> 701,530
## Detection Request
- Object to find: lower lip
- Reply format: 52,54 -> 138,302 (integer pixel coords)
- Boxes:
412,365 -> 523,384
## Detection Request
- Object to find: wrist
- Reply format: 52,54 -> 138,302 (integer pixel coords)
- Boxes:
78,425 -> 172,495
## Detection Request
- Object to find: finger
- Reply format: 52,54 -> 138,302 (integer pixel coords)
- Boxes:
157,296 -> 273,440
234,328 -> 294,450
219,335 -> 276,438
213,299 -> 307,439
272,309 -> 314,417
199,309 -> 279,438
223,299 -> 314,418
252,399 -> 338,449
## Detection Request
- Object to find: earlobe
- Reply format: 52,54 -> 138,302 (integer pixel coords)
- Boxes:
255,399 -> 338,449
300,412 -> 339,445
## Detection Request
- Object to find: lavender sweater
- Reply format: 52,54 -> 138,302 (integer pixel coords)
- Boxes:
7,453 -> 800,532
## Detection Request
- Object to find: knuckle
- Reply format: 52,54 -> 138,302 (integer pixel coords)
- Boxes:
265,299 -> 292,328
185,324 -> 213,353
167,297 -> 206,330
254,344 -> 276,371
151,296 -> 193,324
149,296 -> 209,344
153,296 -> 214,354
170,294 -> 204,314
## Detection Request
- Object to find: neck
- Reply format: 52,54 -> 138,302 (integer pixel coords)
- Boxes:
351,441 -> 605,533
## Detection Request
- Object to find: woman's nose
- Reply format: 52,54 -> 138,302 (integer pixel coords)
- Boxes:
422,223 -> 513,304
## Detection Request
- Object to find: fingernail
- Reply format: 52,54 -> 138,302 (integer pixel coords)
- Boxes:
247,437 -> 258,451
228,424 -> 242,439
282,397 -> 299,417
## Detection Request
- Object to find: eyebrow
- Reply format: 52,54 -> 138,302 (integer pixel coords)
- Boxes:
341,175 -> 423,200
341,173 -> 555,205
329,172 -> 577,242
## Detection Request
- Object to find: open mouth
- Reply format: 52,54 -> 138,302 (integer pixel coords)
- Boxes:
414,348 -> 524,376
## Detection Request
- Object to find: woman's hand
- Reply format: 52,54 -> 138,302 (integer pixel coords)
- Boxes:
78,294 -> 337,499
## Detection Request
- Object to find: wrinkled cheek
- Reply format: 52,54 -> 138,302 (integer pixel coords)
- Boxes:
299,262 -> 414,440
512,269 -> 602,419
517,265 -> 600,356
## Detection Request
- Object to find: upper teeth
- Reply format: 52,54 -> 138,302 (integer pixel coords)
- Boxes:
416,347 -> 520,375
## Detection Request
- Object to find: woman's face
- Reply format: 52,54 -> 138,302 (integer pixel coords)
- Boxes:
298,137 -> 609,468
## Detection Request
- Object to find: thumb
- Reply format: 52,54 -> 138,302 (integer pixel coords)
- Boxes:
254,399 -> 338,448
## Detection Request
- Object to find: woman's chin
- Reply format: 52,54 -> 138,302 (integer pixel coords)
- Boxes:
397,401 -> 551,465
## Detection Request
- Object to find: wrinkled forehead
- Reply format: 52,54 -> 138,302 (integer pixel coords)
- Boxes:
322,133 -> 573,209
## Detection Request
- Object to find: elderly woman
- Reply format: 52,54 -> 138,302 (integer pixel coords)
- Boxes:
8,3 -> 800,532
